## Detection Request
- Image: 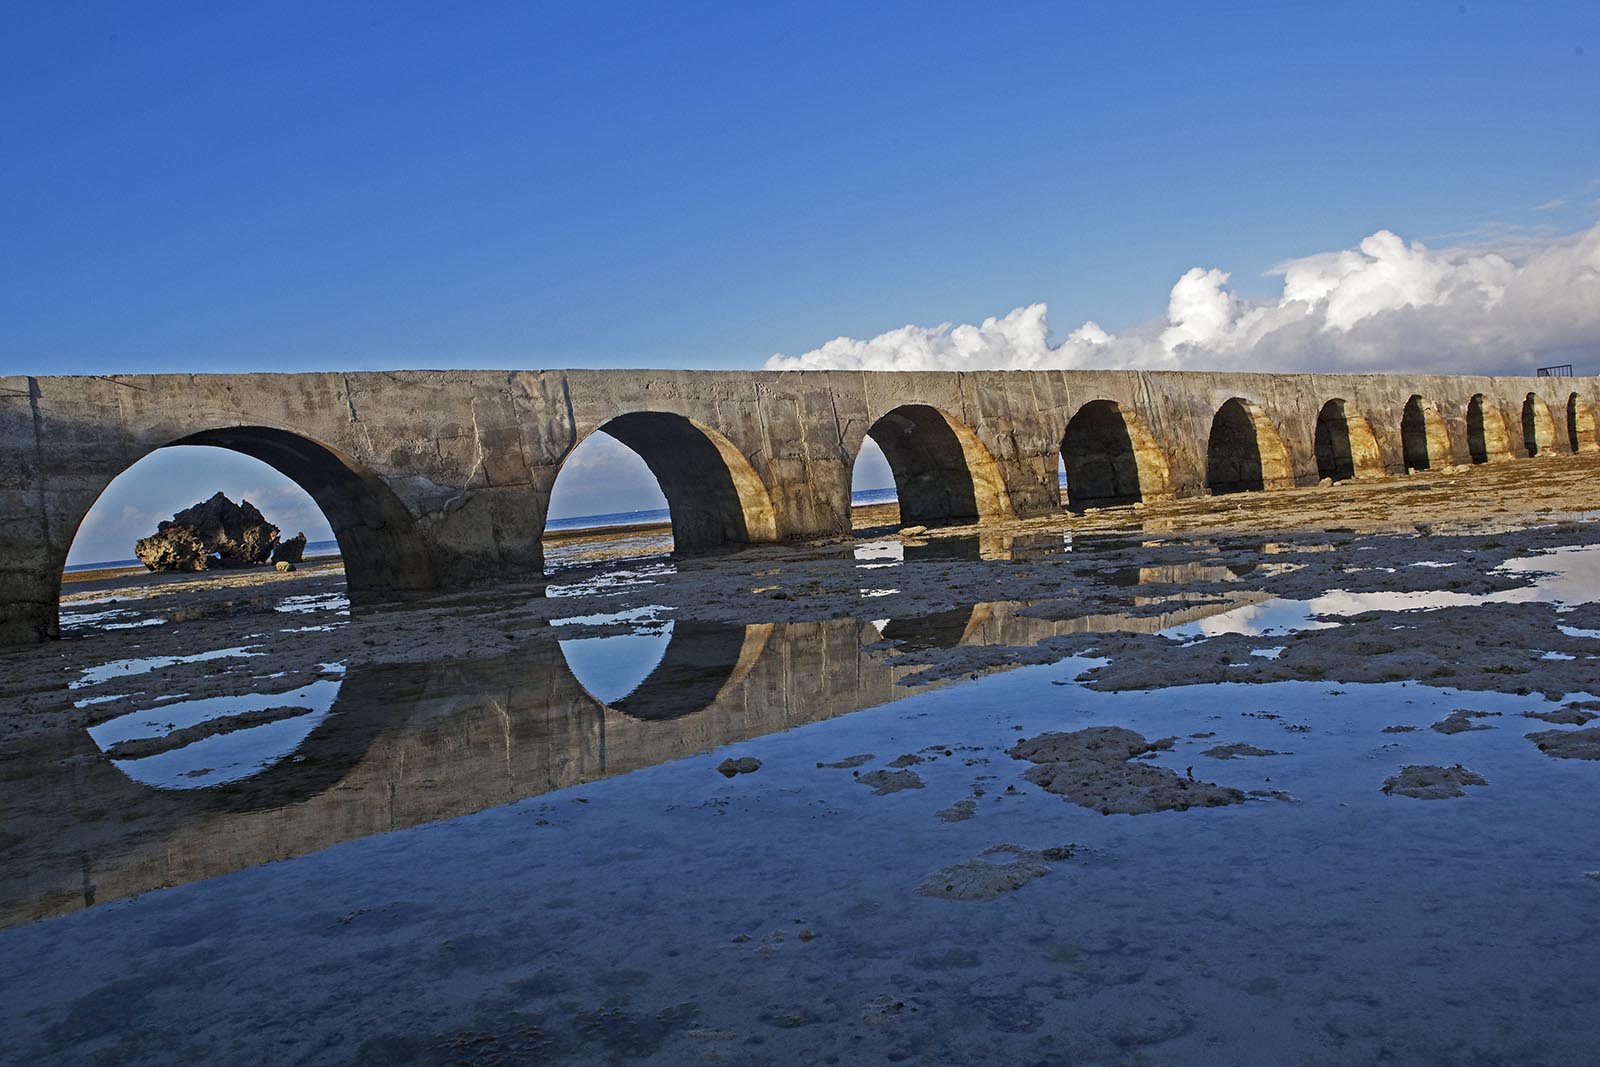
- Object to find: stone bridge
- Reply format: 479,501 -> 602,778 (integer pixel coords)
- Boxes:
4,368 -> 1597,643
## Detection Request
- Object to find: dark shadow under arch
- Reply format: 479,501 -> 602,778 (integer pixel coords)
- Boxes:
1466,394 -> 1512,464
1568,394 -> 1598,454
1401,395 -> 1450,471
1060,400 -> 1172,508
582,412 -> 777,552
863,405 -> 1010,527
1313,399 -> 1382,482
1522,393 -> 1557,456
1206,398 -> 1292,495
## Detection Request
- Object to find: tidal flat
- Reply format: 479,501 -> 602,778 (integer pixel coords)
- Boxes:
5,455 -> 1600,1063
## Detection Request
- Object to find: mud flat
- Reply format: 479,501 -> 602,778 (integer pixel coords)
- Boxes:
5,454 -> 1600,1063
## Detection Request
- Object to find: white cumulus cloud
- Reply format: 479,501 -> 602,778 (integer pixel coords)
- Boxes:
765,221 -> 1600,376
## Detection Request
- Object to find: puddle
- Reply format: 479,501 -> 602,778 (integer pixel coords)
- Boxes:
853,540 -> 904,568
550,604 -> 670,628
59,608 -> 167,631
88,678 -> 344,790
545,560 -> 676,598
71,693 -> 130,709
1168,544 -> 1600,643
1165,599 -> 1338,641
275,592 -> 350,615
71,646 -> 263,689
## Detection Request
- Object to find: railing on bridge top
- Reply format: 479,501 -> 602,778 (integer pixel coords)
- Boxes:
1537,364 -> 1575,378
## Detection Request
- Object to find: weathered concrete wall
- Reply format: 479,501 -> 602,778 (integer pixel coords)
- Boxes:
4,368 -> 1599,644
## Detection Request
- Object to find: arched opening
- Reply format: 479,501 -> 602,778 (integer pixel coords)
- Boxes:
1059,400 -> 1172,508
1466,394 -> 1512,464
849,436 -> 901,528
559,620 -> 769,721
1205,398 -> 1293,495
1523,393 -> 1557,456
59,428 -> 432,636
544,412 -> 778,568
858,405 -> 1010,528
1312,399 -> 1382,482
1568,394 -> 1598,454
1400,396 -> 1450,471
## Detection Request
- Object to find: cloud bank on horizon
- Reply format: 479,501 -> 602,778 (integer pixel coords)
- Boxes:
765,222 -> 1600,376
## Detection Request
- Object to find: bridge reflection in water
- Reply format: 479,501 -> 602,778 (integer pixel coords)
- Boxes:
0,581 -> 1263,930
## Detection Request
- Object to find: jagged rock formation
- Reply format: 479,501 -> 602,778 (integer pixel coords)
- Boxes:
135,492 -> 305,572
272,533 -> 307,564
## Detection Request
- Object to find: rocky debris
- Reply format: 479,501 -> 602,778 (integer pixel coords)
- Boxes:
816,754 -> 874,769
1524,707 -> 1599,725
275,561 -> 295,573
857,769 -> 925,795
717,757 -> 762,777
135,492 -> 305,573
1247,789 -> 1296,802
1382,764 -> 1488,799
917,843 -> 1075,902
1201,742 -> 1283,759
1381,724 -> 1419,733
1525,726 -> 1600,760
1008,727 -> 1245,815
935,799 -> 977,822
886,753 -> 925,768
1431,709 -> 1500,734
272,533 -> 307,564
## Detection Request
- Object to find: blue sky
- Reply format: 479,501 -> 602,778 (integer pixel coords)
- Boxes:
8,2 -> 1595,560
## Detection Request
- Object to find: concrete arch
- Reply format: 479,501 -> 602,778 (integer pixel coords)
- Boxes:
45,425 -> 435,644
863,404 -> 1011,526
1205,398 -> 1293,495
1466,394 -> 1513,464
1522,393 -> 1558,456
1568,393 -> 1599,454
1400,395 -> 1451,471
578,412 -> 778,551
1059,399 -> 1173,508
1312,399 -> 1383,482
167,427 -> 438,592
